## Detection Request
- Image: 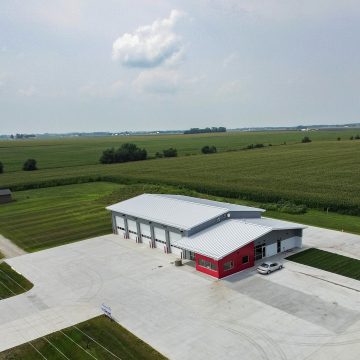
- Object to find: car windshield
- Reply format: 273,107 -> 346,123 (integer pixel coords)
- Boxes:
260,263 -> 269,268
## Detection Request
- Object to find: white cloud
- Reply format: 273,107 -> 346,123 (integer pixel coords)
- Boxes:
112,9 -> 185,68
133,69 -> 180,94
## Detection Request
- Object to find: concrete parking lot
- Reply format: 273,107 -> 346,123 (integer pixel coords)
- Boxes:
1,225 -> 360,359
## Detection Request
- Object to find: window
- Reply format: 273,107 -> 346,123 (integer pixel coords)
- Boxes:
223,261 -> 234,271
198,258 -> 217,271
242,256 -> 249,264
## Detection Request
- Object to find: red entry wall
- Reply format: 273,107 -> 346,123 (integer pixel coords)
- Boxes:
195,253 -> 220,278
195,242 -> 255,279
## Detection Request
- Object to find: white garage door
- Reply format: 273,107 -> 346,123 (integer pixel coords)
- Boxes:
170,246 -> 183,257
154,227 -> 166,241
140,223 -> 151,245
155,240 -> 166,252
265,243 -> 277,257
154,227 -> 167,252
140,223 -> 151,237
127,219 -> 138,241
116,216 -> 126,236
281,237 -> 297,252
169,231 -> 182,245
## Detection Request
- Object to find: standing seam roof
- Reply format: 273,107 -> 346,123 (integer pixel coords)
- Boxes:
106,194 -> 228,230
172,220 -> 273,260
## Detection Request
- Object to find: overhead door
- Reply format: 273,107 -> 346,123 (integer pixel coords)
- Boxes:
169,231 -> 182,244
169,231 -> 183,256
140,223 -> 152,246
154,227 -> 166,251
265,243 -> 277,257
127,219 -> 138,241
170,246 -> 183,257
115,216 -> 126,236
281,237 -> 297,252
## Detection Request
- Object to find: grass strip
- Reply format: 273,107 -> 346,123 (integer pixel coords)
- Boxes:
286,248 -> 360,280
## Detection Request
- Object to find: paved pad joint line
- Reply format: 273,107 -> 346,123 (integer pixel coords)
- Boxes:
296,271 -> 360,293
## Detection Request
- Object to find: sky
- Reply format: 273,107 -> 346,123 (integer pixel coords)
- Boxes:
1,0 -> 360,133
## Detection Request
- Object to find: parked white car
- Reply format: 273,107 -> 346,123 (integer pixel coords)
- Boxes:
257,262 -> 283,274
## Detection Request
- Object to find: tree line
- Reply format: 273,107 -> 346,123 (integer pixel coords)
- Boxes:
184,127 -> 226,134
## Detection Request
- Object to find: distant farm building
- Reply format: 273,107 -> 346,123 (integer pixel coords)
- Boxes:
107,194 -> 305,279
0,189 -> 12,204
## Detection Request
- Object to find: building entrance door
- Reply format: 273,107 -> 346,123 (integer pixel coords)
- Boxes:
255,244 -> 266,260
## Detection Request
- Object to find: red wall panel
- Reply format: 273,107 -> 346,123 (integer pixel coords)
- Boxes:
195,253 -> 220,278
195,242 -> 255,279
218,242 -> 254,278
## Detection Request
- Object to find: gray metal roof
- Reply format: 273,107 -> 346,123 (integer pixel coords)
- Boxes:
160,194 -> 265,213
0,189 -> 11,196
242,217 -> 307,230
172,217 -> 305,259
172,220 -> 272,260
106,194 -> 228,230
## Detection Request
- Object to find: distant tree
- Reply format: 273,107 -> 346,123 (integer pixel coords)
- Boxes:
99,143 -> 147,164
355,134 -> 360,140
301,136 -> 312,143
201,145 -> 217,154
155,152 -> 163,158
337,137 -> 341,141
163,148 -> 178,157
23,159 -> 37,171
350,136 -> 354,140
0,161 -> 3,174
10,134 -> 14,139
99,148 -> 116,164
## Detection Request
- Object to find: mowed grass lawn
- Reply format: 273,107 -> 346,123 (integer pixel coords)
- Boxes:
286,248 -> 360,280
0,262 -> 33,300
0,315 -> 167,360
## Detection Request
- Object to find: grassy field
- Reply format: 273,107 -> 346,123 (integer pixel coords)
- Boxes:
0,315 -> 167,360
0,182 -> 359,253
286,248 -> 360,280
0,262 -> 33,300
0,182 -> 117,252
0,140 -> 359,215
0,130 -> 356,173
